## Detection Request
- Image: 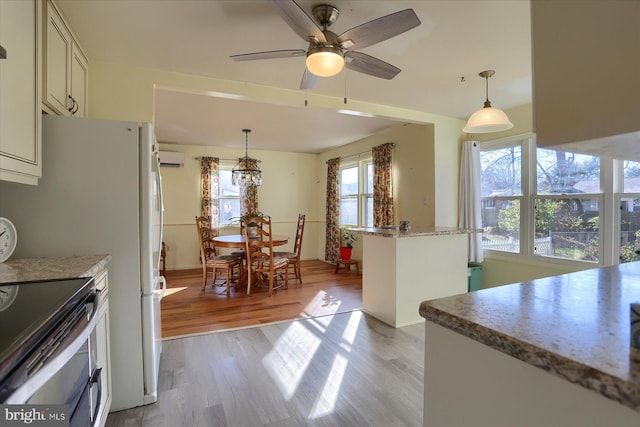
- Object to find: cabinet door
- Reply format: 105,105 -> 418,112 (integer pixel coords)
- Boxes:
70,43 -> 88,117
96,297 -> 111,427
0,0 -> 42,185
44,0 -> 71,116
93,269 -> 111,427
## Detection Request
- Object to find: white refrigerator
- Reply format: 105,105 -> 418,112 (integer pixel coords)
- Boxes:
0,115 -> 166,411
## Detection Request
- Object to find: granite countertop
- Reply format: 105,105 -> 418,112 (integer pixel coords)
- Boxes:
351,226 -> 479,238
0,255 -> 111,283
420,262 -> 640,412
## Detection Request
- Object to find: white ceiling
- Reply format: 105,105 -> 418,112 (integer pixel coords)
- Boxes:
56,0 -> 532,153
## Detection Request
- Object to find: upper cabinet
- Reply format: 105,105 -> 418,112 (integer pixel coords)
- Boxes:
0,0 -> 42,185
43,0 -> 88,118
531,0 -> 640,158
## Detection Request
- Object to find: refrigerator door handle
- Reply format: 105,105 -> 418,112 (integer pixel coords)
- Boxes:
157,276 -> 167,300
155,151 -> 164,269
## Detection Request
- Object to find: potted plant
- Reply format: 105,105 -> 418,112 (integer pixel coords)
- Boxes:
340,228 -> 357,260
232,211 -> 265,238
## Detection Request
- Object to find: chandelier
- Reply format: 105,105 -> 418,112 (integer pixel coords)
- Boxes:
232,129 -> 262,187
463,70 -> 514,134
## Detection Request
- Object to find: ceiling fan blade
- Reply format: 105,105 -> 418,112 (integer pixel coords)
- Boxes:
300,68 -> 320,90
268,0 -> 327,44
337,9 -> 420,51
230,49 -> 306,61
345,51 -> 401,80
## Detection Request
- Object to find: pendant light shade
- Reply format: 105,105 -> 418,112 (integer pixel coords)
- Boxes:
232,129 -> 262,187
463,70 -> 513,134
306,46 -> 344,77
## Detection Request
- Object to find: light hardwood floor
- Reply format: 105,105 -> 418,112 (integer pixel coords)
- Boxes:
161,260 -> 364,338
106,310 -> 425,427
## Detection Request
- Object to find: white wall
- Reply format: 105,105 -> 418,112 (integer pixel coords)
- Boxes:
161,123 -> 443,270
160,143 -> 319,269
316,123 -> 440,264
87,60 -> 469,270
87,60 -> 591,285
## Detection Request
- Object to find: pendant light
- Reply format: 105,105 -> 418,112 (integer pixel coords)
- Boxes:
463,70 -> 513,134
232,129 -> 262,187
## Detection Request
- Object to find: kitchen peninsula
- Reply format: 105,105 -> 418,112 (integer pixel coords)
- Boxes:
352,226 -> 474,327
420,262 -> 640,427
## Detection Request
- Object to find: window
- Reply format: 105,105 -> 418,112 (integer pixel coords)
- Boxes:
218,168 -> 240,226
618,160 -> 640,263
340,158 -> 373,227
363,162 -> 374,227
480,136 -> 608,264
534,149 -> 601,262
480,143 -> 523,253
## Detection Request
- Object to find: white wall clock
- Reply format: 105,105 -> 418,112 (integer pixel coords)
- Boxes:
0,217 -> 17,263
0,285 -> 18,311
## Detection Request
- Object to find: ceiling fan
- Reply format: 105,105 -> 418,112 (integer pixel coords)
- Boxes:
230,0 -> 421,90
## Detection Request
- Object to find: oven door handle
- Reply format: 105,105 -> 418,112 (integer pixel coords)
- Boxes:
90,368 -> 102,427
6,292 -> 100,404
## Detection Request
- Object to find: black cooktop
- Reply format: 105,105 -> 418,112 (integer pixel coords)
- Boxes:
0,277 -> 94,384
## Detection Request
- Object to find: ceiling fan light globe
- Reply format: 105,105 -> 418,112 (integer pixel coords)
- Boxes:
306,51 -> 344,77
463,107 -> 514,133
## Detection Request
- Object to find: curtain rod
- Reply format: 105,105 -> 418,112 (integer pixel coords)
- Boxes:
326,143 -> 396,164
194,157 -> 261,163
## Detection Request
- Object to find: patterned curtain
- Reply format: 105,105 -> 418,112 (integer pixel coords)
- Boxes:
372,143 -> 394,227
239,157 -> 259,214
325,157 -> 341,263
200,157 -> 219,234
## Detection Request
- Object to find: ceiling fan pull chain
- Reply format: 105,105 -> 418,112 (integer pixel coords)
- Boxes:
344,70 -> 348,104
305,90 -> 308,107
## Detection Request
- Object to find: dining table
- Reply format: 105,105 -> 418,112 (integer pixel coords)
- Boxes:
212,234 -> 289,293
212,234 -> 289,249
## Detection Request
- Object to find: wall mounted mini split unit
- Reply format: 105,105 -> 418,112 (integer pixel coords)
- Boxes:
158,151 -> 185,167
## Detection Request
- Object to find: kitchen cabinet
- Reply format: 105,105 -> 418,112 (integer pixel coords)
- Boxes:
94,269 -> 112,427
70,42 -> 88,117
43,0 -> 88,118
0,0 -> 42,185
531,0 -> 640,158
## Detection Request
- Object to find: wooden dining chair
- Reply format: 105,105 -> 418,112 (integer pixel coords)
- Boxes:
274,213 -> 306,284
230,220 -> 247,263
195,216 -> 241,294
243,215 -> 289,296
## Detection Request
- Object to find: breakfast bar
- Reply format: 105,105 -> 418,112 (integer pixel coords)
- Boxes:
352,226 -> 474,327
420,262 -> 640,426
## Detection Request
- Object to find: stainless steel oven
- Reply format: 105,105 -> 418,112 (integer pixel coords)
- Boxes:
0,278 -> 102,426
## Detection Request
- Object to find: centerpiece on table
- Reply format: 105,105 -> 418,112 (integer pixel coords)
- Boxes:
233,211 -> 266,238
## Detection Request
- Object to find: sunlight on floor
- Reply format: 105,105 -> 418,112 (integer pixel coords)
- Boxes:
309,353 -> 348,419
163,287 -> 188,298
309,310 -> 362,419
341,310 -> 362,351
263,309 -> 364,421
262,321 -> 321,399
302,290 -> 342,319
